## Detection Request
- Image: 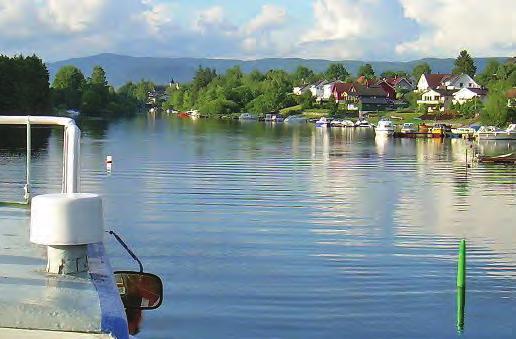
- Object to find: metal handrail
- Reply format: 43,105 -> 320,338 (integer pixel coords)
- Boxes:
0,116 -> 81,199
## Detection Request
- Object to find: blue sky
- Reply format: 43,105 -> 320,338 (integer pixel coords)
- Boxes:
0,0 -> 514,62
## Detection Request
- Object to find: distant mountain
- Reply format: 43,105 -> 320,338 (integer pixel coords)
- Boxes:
46,53 -> 509,87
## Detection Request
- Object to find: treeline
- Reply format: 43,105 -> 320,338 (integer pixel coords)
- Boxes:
52,65 -> 145,117
163,63 -> 388,116
0,53 -> 151,117
0,55 -> 51,115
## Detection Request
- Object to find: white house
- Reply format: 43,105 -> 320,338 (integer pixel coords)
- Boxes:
310,80 -> 329,101
453,88 -> 488,104
443,74 -> 480,90
416,73 -> 481,92
322,81 -> 342,100
293,84 -> 311,96
417,88 -> 457,112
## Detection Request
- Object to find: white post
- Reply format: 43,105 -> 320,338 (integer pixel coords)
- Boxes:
24,118 -> 31,201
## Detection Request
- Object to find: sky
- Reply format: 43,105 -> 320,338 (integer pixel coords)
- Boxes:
0,0 -> 514,62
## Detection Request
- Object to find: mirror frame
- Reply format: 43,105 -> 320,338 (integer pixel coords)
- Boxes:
114,271 -> 164,310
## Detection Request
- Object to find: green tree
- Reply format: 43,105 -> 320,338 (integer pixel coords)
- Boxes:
52,65 -> 85,109
476,59 -> 500,86
357,63 -> 375,79
453,50 -> 477,77
481,80 -> 510,126
325,64 -> 350,81
381,70 -> 409,78
292,66 -> 315,85
412,63 -> 431,82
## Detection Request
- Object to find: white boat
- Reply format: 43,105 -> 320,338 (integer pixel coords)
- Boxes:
315,117 -> 329,127
0,116 -> 163,338
475,124 -> 516,140
239,113 -> 257,121
355,119 -> 374,128
375,119 -> 395,135
400,123 -> 417,133
265,113 -> 284,122
342,120 -> 355,127
187,110 -> 200,118
66,109 -> 80,118
330,119 -> 343,127
284,115 -> 307,123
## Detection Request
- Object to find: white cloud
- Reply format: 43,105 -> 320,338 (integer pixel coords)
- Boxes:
193,6 -> 237,36
244,4 -> 286,35
298,0 -> 415,60
396,0 -> 516,57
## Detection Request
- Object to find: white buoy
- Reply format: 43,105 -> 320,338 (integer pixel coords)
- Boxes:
106,155 -> 113,173
30,193 -> 105,275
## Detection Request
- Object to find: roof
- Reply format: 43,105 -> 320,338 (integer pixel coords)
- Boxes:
423,73 -> 452,89
359,97 -> 390,104
333,82 -> 354,94
463,88 -> 488,95
434,88 -> 459,96
383,77 -> 411,87
352,84 -> 387,97
506,87 -> 516,99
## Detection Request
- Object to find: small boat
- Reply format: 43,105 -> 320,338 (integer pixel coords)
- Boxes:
401,123 -> 417,133
265,113 -> 284,122
239,113 -> 257,121
342,120 -> 355,127
284,115 -> 307,123
187,110 -> 200,118
177,112 -> 190,118
431,124 -> 452,138
474,152 -> 516,164
418,123 -> 430,133
65,109 -> 80,118
315,117 -> 330,127
331,120 -> 343,127
355,119 -> 374,128
475,125 -> 516,140
375,119 -> 395,135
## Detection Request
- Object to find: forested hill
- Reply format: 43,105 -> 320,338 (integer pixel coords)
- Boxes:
47,53 -> 509,87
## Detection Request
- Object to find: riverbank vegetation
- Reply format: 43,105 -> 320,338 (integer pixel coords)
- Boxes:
0,54 -> 151,117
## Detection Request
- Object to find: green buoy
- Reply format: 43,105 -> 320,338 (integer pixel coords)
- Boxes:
456,239 -> 466,333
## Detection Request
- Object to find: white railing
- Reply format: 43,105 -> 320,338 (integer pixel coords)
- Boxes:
0,116 -> 81,200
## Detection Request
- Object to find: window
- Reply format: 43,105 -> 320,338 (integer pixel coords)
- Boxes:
460,83 -> 464,87
469,83 -> 472,87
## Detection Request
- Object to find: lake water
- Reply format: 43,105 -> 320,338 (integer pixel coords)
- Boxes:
0,116 -> 515,338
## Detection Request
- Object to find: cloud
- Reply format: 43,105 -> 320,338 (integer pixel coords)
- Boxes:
244,4 -> 286,35
193,6 -> 237,35
396,0 -> 516,58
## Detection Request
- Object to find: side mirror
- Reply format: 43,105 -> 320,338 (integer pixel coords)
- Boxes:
115,271 -> 163,310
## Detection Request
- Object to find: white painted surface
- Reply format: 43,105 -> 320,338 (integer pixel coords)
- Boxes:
30,194 -> 104,246
0,328 -> 113,338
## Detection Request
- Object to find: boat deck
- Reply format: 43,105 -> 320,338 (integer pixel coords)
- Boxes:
0,205 -> 128,338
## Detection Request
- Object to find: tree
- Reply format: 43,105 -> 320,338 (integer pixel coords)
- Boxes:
293,66 -> 315,84
481,80 -> 510,126
381,70 -> 409,79
325,64 -> 350,81
476,59 -> 501,86
357,63 -> 375,79
412,63 -> 431,82
52,65 -> 85,109
90,65 -> 108,87
453,50 -> 477,77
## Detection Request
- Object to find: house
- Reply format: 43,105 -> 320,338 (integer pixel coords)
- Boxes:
453,88 -> 488,104
382,76 -> 414,92
309,80 -> 329,101
417,88 -> 458,112
332,82 -> 354,103
293,84 -> 311,96
507,88 -> 516,108
375,80 -> 397,99
350,84 -> 390,112
416,73 -> 481,92
322,81 -> 343,100
416,74 -> 452,92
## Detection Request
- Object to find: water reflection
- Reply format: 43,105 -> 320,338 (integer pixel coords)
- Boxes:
0,117 -> 515,339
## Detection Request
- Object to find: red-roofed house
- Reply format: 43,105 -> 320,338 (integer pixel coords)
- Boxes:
332,82 -> 354,102
375,80 -> 396,99
383,76 -> 414,92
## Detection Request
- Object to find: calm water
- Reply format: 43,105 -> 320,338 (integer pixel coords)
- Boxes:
1,116 -> 515,338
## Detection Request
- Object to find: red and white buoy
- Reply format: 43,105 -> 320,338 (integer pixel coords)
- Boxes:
106,155 -> 113,172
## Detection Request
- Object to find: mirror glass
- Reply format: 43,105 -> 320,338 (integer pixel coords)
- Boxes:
115,271 -> 163,310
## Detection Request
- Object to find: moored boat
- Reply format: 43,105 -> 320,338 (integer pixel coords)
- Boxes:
475,124 -> 516,140
284,115 -> 307,123
355,119 -> 374,128
375,119 -> 395,136
239,113 -> 257,121
315,117 -> 330,127
400,123 -> 417,133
